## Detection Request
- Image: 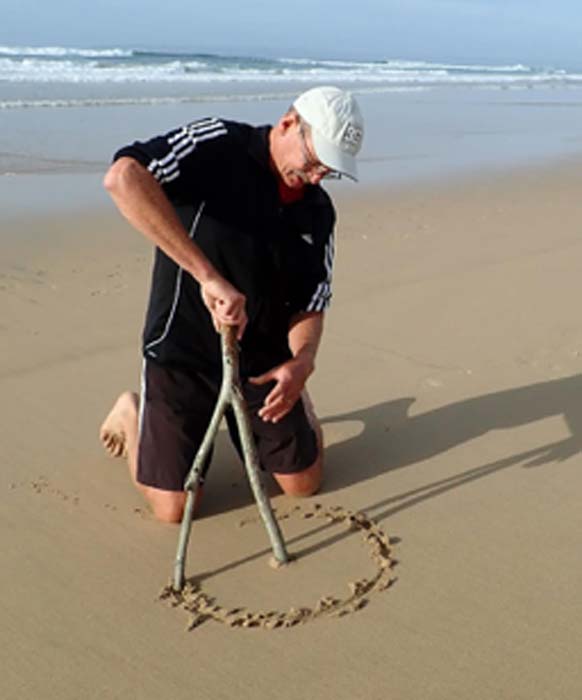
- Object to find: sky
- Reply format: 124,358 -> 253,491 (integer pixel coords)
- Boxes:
2,0 -> 581,67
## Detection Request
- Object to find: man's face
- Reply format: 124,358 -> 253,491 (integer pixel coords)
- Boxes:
273,116 -> 335,189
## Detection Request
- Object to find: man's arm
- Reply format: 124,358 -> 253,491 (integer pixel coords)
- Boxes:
250,311 -> 324,423
104,157 -> 247,337
288,310 -> 324,376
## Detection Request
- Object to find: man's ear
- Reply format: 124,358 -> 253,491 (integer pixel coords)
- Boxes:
277,111 -> 299,135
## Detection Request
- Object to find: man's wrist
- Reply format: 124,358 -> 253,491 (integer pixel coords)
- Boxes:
190,262 -> 220,286
292,351 -> 315,377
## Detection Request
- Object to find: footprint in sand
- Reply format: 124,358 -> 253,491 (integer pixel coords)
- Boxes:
9,476 -> 81,506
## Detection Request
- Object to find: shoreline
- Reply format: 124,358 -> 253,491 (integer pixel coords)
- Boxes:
3,149 -> 582,226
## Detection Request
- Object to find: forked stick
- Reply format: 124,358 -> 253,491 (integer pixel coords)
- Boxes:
173,325 -> 289,591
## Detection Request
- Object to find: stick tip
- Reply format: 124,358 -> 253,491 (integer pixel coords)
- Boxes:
268,554 -> 294,570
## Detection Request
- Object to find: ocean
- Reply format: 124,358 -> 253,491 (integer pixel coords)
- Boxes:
2,45 -> 582,218
3,45 -> 582,109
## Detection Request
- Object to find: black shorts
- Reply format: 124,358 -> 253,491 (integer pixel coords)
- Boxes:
137,360 -> 318,491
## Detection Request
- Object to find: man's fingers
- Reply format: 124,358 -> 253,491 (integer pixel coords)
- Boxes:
210,306 -> 247,338
236,318 -> 246,340
264,384 -> 285,405
259,405 -> 290,423
249,371 -> 274,385
259,390 -> 285,414
200,279 -> 247,335
258,394 -> 297,422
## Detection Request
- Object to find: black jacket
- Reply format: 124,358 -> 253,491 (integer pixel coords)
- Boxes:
114,118 -> 336,378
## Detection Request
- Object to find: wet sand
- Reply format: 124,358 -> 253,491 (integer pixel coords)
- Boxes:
3,161 -> 582,698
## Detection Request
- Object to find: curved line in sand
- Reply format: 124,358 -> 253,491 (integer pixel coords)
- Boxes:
159,504 -> 398,632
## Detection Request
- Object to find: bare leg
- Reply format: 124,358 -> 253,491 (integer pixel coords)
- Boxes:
99,391 -> 194,523
272,390 -> 323,498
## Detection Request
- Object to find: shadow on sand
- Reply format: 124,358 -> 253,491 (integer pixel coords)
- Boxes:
192,373 -> 582,579
322,372 -> 582,516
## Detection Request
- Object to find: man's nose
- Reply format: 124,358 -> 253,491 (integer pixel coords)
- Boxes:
308,171 -> 324,185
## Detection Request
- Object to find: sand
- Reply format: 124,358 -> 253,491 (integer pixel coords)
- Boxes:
3,161 -> 582,699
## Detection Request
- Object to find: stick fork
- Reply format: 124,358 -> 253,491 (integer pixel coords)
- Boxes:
173,325 -> 289,591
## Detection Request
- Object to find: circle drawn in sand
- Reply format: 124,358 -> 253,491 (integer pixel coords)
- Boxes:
159,503 -> 397,631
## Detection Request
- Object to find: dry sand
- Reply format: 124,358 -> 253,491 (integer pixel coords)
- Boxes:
3,162 -> 582,698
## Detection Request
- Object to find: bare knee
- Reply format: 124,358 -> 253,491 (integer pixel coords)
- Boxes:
143,488 -> 186,524
273,459 -> 322,498
152,503 -> 185,523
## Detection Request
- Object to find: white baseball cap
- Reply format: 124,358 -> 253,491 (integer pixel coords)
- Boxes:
293,86 -> 364,181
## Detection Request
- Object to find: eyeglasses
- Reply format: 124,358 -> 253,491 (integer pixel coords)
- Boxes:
298,122 -> 342,181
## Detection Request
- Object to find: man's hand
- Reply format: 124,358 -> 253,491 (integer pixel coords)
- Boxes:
200,277 -> 247,340
250,356 -> 314,423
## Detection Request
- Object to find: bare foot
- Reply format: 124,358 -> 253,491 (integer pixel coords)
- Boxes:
99,391 -> 138,458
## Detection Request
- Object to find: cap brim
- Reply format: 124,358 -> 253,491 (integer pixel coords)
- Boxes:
311,130 -> 358,181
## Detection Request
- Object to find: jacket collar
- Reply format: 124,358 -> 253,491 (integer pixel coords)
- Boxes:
248,125 -> 272,171
248,124 -> 330,207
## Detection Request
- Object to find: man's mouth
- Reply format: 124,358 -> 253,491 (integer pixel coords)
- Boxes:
290,169 -> 309,185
